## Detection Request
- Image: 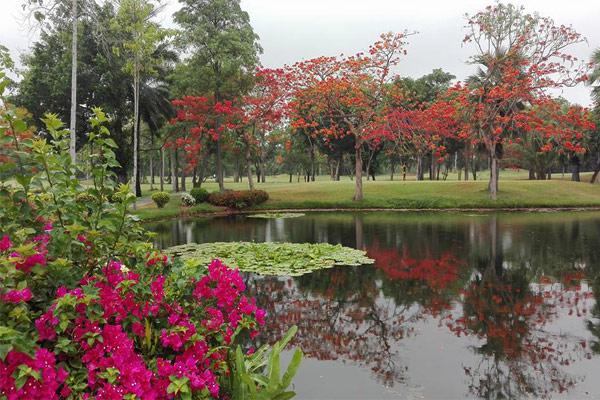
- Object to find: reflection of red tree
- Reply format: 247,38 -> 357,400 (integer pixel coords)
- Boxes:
442,274 -> 594,399
367,243 -> 465,315
375,248 -> 461,290
247,271 -> 417,386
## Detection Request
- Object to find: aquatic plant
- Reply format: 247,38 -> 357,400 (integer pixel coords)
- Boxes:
166,242 -> 374,276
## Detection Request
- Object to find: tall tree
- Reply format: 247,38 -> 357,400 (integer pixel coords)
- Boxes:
112,0 -> 171,196
173,0 -> 261,192
289,33 -> 412,200
24,0 -> 86,164
462,3 -> 587,199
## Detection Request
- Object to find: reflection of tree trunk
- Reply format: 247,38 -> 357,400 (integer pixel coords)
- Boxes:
354,145 -> 363,201
354,214 -> 364,250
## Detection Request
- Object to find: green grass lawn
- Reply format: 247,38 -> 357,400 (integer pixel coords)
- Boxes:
133,169 -> 600,221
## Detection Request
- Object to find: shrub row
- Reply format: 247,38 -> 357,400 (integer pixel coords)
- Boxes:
208,190 -> 269,209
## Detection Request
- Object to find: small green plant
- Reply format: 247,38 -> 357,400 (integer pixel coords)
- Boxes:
151,191 -> 170,208
229,326 -> 302,400
190,187 -> 209,203
181,192 -> 196,207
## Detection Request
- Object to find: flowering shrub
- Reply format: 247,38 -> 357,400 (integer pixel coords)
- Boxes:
181,192 -> 196,207
208,190 -> 269,210
152,191 -> 171,208
0,63 -> 301,399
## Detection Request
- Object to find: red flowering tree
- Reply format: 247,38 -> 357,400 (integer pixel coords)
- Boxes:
461,3 -> 588,199
382,99 -> 459,180
168,96 -> 235,184
237,68 -> 290,189
288,32 -> 413,200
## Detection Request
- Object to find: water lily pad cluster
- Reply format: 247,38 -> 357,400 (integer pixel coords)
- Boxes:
166,242 -> 374,276
247,212 -> 306,219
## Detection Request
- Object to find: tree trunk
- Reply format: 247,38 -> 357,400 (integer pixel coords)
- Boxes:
354,144 -> 363,201
591,153 -> 600,184
149,153 -> 154,190
246,143 -> 255,190
571,156 -> 581,182
429,153 -> 435,180
416,155 -> 424,181
69,0 -> 78,165
528,169 -> 535,180
132,69 -> 140,197
215,138 -> 225,191
260,160 -> 266,183
464,149 -> 469,181
489,147 -> 499,200
181,165 -> 186,192
171,148 -> 179,192
310,144 -> 316,182
233,158 -> 240,183
335,157 -> 341,181
160,147 -> 165,191
390,161 -> 395,181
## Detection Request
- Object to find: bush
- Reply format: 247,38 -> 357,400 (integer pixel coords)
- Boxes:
151,191 -> 170,208
208,190 -> 269,209
0,83 -> 300,399
180,192 -> 196,207
190,187 -> 209,203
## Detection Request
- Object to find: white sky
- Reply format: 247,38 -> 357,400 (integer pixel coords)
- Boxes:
1,0 -> 599,105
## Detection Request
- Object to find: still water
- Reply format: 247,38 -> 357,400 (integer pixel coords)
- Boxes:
147,211 -> 600,399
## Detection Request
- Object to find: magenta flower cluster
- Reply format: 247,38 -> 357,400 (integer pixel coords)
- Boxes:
0,230 -> 267,399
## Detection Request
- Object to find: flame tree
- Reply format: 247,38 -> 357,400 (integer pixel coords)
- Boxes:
460,3 -> 587,199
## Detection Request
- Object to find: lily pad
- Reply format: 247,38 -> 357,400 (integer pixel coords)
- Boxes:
166,242 -> 374,276
247,212 -> 306,219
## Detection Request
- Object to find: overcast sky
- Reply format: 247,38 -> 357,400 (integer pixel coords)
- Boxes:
1,0 -> 598,105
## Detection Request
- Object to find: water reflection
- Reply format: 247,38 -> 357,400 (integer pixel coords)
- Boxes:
147,212 -> 600,399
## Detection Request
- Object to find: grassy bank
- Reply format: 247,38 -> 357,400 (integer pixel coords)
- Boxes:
133,171 -> 600,221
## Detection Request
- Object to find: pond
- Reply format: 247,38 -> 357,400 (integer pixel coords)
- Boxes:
146,211 -> 600,399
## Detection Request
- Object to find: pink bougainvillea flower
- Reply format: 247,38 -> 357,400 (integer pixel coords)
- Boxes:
1,287 -> 32,303
0,235 -> 11,251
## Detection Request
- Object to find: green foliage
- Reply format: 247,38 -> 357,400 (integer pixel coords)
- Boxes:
248,213 -> 305,219
208,190 -> 269,209
111,0 -> 173,78
229,326 -> 302,400
166,242 -> 375,276
151,191 -> 170,208
190,187 -> 209,203
172,0 -> 261,98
